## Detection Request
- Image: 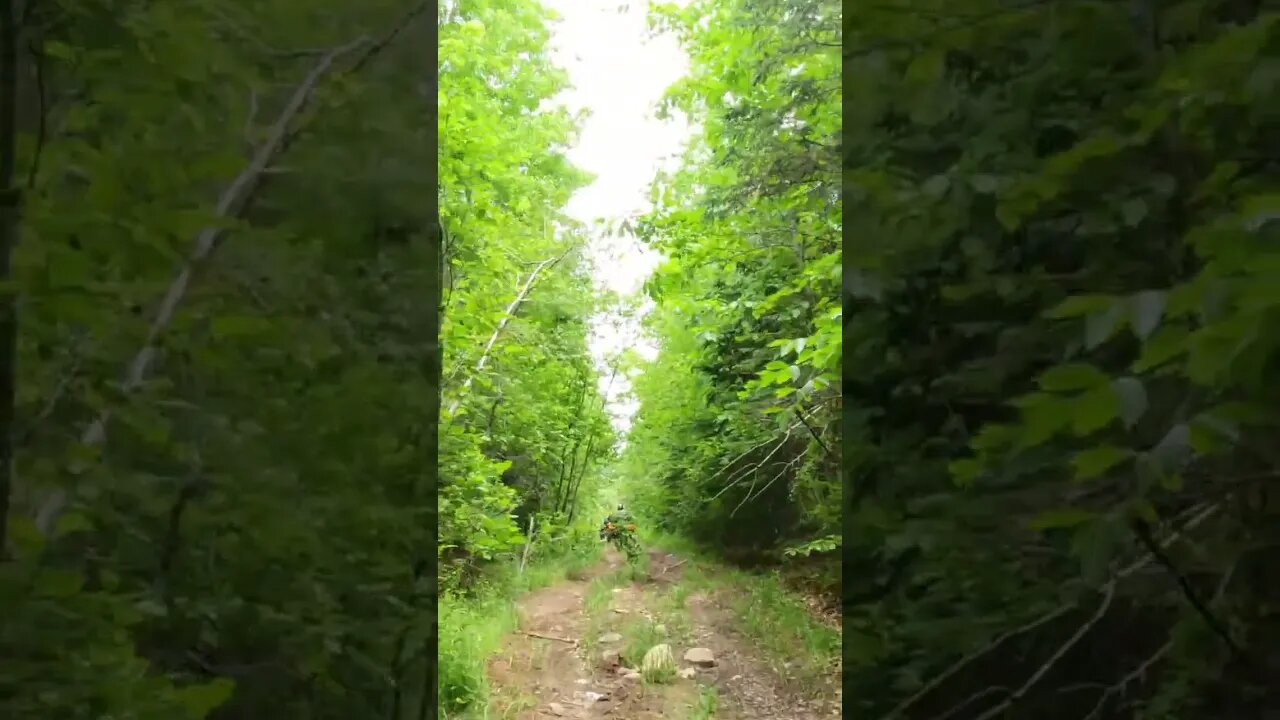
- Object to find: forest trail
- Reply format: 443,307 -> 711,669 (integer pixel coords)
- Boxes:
485,548 -> 841,719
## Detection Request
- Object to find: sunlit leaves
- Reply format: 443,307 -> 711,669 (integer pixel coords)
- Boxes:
622,0 -> 840,552
1072,446 -> 1132,481
437,0 -> 611,578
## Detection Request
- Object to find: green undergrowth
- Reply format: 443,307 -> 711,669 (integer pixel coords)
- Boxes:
642,531 -> 840,690
688,685 -> 718,720
439,541 -> 600,718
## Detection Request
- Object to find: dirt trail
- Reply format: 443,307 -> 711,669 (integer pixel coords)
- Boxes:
485,549 -> 840,719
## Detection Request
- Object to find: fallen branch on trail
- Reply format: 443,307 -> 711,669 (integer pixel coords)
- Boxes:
33,1 -> 430,536
659,559 -> 688,574
523,631 -> 577,645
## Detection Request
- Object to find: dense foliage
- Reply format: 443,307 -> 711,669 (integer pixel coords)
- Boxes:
436,0 -> 617,714
620,0 -> 842,587
1,1 -> 442,717
842,1 -> 1279,718
438,0 -> 612,588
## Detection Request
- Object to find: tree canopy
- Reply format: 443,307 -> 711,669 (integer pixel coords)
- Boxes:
620,0 -> 842,579
438,0 -> 612,584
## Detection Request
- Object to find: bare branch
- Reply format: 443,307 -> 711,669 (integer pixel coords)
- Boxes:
1131,518 -> 1245,659
443,250 -> 571,420
970,583 -> 1116,720
1082,553 -> 1241,719
882,503 -> 1220,720
927,686 -> 1011,720
1081,641 -> 1172,720
708,430 -> 794,502
732,453 -> 805,516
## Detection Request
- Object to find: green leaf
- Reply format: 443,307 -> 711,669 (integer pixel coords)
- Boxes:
1045,294 -> 1115,320
1188,421 -> 1228,455
1111,377 -> 1148,429
1150,424 -> 1192,472
53,512 -> 93,539
1072,446 -> 1132,481
7,516 -> 45,556
969,174 -> 1000,194
1071,385 -> 1119,436
1084,302 -> 1125,350
1018,396 -> 1070,446
211,315 -> 273,339
1121,198 -> 1148,227
1028,507 -> 1095,531
904,48 -> 945,85
34,569 -> 84,598
949,458 -> 984,487
174,678 -> 237,716
1038,363 -> 1108,392
1203,401 -> 1270,425
1132,324 -> 1189,372
922,174 -> 950,198
1129,290 -> 1166,340
1070,516 -> 1122,586
1239,192 -> 1280,231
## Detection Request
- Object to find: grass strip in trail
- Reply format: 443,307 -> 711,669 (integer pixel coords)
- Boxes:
644,532 -> 842,692
689,685 -> 719,720
438,545 -> 599,718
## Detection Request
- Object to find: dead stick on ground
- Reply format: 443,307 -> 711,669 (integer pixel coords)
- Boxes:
661,559 -> 688,574
523,632 -> 577,645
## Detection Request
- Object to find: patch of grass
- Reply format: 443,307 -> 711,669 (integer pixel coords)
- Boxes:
584,576 -> 613,615
438,590 -> 516,718
438,542 -> 601,718
719,569 -> 839,686
493,691 -> 538,720
623,618 -> 669,674
688,685 -> 718,719
652,589 -> 694,643
641,531 -> 839,691
579,576 -> 615,660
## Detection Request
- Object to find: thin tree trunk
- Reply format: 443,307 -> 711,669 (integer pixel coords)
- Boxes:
558,435 -> 583,514
0,0 -> 20,556
518,515 -> 536,575
444,251 -> 566,419
549,378 -> 586,508
565,366 -> 617,522
565,435 -> 595,523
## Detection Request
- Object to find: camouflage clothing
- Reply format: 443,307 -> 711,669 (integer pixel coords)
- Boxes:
600,510 -> 641,562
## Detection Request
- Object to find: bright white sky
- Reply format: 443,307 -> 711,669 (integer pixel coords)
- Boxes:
543,0 -> 692,437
